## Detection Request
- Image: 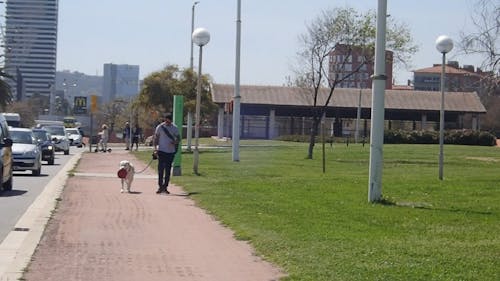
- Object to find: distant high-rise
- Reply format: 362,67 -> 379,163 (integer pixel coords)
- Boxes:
329,44 -> 393,90
102,63 -> 140,103
4,0 -> 59,100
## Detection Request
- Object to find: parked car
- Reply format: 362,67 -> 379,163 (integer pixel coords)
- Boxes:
10,128 -> 42,176
32,128 -> 55,165
0,112 -> 21,127
66,127 -> 83,147
42,125 -> 70,155
0,114 -> 13,191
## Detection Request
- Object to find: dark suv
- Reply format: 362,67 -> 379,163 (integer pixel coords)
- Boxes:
32,128 -> 55,165
0,114 -> 13,191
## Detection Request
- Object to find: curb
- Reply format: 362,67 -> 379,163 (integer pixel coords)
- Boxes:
0,151 -> 83,281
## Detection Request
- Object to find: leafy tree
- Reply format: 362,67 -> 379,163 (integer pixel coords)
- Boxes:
293,7 -> 418,159
459,0 -> 499,96
138,65 -> 216,128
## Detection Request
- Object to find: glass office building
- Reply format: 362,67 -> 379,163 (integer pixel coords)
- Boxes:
4,0 -> 59,100
103,63 -> 140,103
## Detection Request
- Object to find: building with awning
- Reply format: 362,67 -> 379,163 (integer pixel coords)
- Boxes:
211,84 -> 486,139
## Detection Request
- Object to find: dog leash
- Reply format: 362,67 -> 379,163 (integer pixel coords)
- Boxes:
135,158 -> 155,174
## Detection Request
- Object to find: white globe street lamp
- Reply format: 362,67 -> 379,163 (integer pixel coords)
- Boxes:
192,27 -> 210,175
435,35 -> 453,180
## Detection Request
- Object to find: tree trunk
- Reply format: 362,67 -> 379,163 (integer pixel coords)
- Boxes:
307,116 -> 321,159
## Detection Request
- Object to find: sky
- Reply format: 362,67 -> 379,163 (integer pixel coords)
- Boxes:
52,0 -> 484,86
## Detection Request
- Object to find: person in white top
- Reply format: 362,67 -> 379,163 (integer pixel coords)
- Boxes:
99,124 -> 109,152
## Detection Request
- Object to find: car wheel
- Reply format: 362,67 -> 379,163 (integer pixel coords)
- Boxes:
3,176 -> 13,191
32,166 -> 41,176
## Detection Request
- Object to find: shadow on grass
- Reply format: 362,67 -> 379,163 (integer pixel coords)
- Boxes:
377,197 -> 493,215
171,191 -> 200,197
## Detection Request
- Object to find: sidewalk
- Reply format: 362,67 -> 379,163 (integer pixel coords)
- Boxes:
8,147 -> 284,280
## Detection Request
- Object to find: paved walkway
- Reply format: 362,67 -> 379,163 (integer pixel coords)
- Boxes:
6,148 -> 284,280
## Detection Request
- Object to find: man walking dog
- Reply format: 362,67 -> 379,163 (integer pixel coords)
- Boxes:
153,113 -> 180,194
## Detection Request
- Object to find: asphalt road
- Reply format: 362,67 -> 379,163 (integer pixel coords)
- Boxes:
0,146 -> 85,242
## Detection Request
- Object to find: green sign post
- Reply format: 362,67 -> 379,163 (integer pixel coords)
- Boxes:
173,95 -> 184,176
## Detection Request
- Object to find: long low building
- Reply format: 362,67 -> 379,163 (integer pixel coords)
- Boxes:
211,84 -> 486,139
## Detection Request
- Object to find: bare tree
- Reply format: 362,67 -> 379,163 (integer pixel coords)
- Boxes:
0,69 -> 13,110
293,7 -> 418,159
459,0 -> 499,95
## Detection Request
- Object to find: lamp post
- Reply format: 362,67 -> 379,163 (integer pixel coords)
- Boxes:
367,0 -> 387,202
190,1 -> 200,70
187,1 -> 199,152
62,79 -> 77,115
192,27 -> 210,175
48,83 -> 54,115
435,35 -> 453,180
232,0 -> 242,162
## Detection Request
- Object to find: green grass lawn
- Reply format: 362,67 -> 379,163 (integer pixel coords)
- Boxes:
135,141 -> 500,281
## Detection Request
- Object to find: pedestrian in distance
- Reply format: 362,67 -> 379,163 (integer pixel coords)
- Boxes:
99,124 -> 109,152
132,124 -> 142,151
153,113 -> 180,194
123,122 -> 131,150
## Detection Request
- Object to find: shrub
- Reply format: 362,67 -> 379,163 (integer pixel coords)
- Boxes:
383,129 -> 496,146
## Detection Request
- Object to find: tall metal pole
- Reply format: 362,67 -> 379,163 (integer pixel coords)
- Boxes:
232,0 -> 242,162
187,1 -> 199,152
189,2 -> 199,70
49,83 -> 54,116
193,45 -> 203,174
438,53 -> 446,180
367,0 -> 387,203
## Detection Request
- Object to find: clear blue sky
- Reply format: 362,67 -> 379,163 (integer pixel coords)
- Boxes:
54,0 -> 482,85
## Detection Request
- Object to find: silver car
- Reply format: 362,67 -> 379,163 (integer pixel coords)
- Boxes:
66,128 -> 83,147
10,128 -> 42,176
42,125 -> 70,155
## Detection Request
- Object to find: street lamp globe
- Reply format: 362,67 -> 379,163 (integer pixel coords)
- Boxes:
435,35 -> 454,54
192,28 -> 210,46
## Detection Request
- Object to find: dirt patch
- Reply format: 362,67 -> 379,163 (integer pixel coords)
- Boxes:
465,157 -> 499,162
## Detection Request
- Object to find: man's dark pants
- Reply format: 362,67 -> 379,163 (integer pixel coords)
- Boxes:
157,151 -> 176,190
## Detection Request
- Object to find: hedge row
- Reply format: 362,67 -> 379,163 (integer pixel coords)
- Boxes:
384,129 -> 497,146
277,130 -> 497,146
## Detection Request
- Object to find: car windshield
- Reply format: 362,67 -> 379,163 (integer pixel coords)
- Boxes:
44,126 -> 65,136
11,130 -> 34,144
66,128 -> 79,135
33,131 -> 49,142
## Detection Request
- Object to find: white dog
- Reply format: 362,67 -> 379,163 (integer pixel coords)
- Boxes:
119,160 -> 135,193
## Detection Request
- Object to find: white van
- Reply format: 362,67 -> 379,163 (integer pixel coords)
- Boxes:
1,113 -> 21,127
